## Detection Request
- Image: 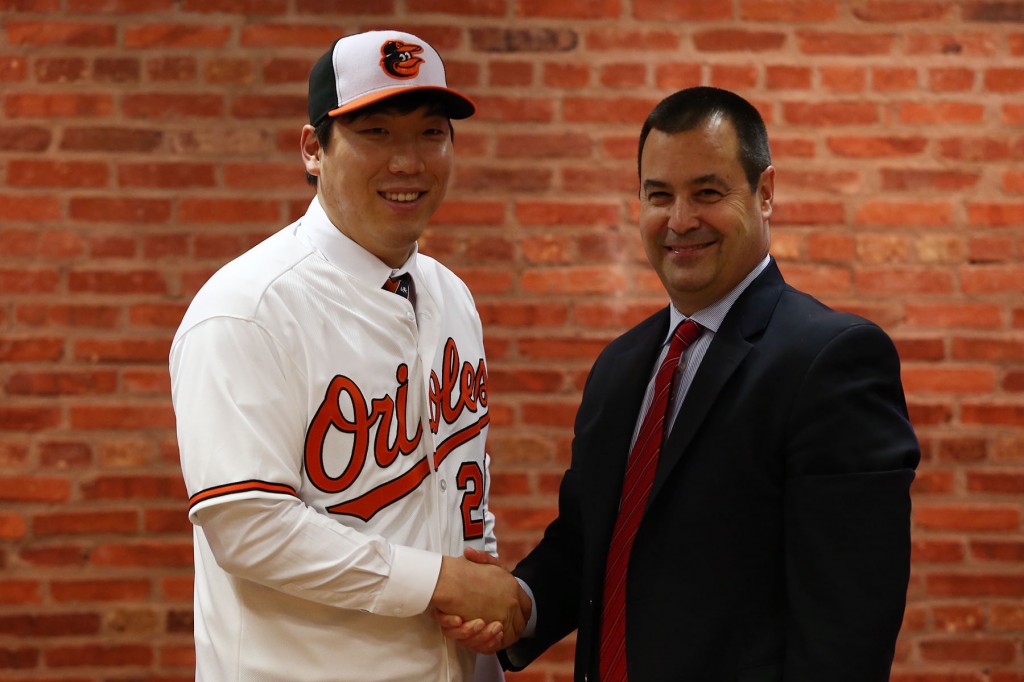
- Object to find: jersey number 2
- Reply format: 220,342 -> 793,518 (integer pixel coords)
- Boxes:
456,462 -> 484,540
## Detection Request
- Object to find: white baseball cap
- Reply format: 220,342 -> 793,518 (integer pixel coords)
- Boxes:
307,30 -> 476,125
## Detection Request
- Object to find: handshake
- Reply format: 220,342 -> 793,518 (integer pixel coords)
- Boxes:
429,547 -> 532,654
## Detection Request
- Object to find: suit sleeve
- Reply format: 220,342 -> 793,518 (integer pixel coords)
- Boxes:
782,322 -> 919,681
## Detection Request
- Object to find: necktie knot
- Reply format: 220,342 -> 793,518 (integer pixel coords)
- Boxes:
383,273 -> 413,300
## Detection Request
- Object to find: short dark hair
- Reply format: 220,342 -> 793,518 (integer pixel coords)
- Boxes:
637,86 -> 771,192
305,91 -> 455,187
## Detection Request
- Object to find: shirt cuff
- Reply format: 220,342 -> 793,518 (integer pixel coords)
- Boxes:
516,578 -> 537,637
373,545 -> 442,618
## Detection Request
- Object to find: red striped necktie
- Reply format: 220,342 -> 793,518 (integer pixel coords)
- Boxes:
598,318 -> 703,682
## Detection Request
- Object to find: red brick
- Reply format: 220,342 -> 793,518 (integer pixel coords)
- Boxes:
5,20 -> 116,46
912,539 -> 966,563
124,24 -> 231,48
0,513 -> 26,540
897,101 -> 986,124
743,0 -> 838,21
901,366 -> 996,393
709,64 -> 759,90
920,637 -> 1018,664
937,437 -> 988,462
906,33 -> 998,57
854,1 -> 953,20
61,126 -> 163,152
517,336 -> 609,363
694,28 -> 785,51
933,605 -> 986,632
972,540 -> 1024,563
629,0 -> 727,18
123,93 -> 224,118
520,266 -> 627,295
873,66 -> 918,91
145,55 -> 197,81
6,370 -> 118,396
0,54 -> 28,81
915,504 -> 1021,531
34,510 -> 137,536
904,304 -> 1003,329
178,198 -> 280,224
797,30 -> 895,55
0,337 -> 64,362
69,197 -> 171,223
961,401 -> 1024,426
856,200 -> 954,226
68,270 -> 166,294
766,65 -> 813,90
0,647 -> 39,667
0,195 -> 61,222
928,573 -> 1024,597
654,62 -> 704,89
5,92 -> 113,118
563,96 -> 657,124
881,168 -> 980,191
455,165 -> 553,192
929,67 -> 976,92
854,267 -> 953,295
90,542 -> 192,568
783,101 -> 879,126
69,405 -> 175,430
985,67 -> 1024,92
0,580 -> 42,605
0,612 -> 100,637
80,475 -> 185,501
45,643 -> 153,667
516,201 -> 620,226
821,66 -> 868,93
0,476 -> 70,502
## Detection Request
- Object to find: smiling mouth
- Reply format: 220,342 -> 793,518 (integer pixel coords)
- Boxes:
666,241 -> 715,254
381,191 -> 423,203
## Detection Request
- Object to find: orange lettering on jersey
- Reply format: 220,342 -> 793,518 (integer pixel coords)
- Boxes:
428,338 -> 488,433
305,366 -> 422,495
307,339 -> 488,521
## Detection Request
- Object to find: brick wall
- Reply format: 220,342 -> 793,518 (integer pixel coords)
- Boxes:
1,2 -> 1022,680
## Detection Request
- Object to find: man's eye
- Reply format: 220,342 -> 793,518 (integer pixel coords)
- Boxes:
646,192 -> 671,203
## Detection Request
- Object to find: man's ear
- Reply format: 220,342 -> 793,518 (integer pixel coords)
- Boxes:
758,165 -> 775,221
300,124 -> 321,178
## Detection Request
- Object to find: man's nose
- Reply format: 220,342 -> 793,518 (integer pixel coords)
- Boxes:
388,143 -> 426,174
667,199 -> 698,232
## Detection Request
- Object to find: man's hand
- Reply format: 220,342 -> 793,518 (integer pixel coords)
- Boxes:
430,548 -> 531,652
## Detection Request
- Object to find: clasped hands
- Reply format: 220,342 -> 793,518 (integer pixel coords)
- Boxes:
429,547 -> 532,654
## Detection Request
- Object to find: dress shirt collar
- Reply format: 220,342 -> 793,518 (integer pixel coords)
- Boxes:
295,196 -> 419,287
663,254 -> 772,345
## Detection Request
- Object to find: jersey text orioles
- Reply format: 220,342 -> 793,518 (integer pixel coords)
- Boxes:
305,336 -> 488,524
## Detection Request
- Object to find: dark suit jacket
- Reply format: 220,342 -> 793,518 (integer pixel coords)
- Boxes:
504,260 -> 920,682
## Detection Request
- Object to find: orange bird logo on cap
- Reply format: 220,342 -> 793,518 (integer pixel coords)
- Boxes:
380,40 -> 424,80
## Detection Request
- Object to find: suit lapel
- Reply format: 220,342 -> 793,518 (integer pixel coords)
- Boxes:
580,309 -> 670,533
647,261 -> 786,505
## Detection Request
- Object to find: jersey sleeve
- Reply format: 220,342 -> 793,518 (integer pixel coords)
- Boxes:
170,315 -> 308,519
195,497 -> 441,617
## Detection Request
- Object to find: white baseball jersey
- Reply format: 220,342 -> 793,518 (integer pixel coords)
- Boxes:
170,197 -> 495,682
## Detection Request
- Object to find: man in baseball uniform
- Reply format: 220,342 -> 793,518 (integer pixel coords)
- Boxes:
170,30 -> 529,682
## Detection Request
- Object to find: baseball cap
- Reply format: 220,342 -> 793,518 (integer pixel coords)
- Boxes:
307,30 -> 476,125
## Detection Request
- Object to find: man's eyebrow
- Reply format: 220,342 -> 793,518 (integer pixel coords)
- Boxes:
642,179 -> 671,192
692,173 -> 729,188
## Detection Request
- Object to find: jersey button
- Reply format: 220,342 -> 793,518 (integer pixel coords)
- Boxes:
439,479 -> 447,492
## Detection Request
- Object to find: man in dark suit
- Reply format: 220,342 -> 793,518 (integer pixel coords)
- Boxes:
440,86 -> 920,681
